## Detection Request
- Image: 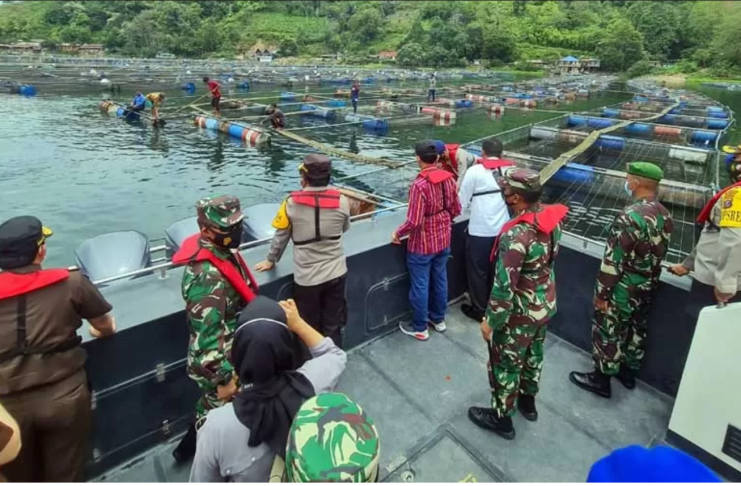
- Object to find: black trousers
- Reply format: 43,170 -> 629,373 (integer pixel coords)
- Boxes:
293,275 -> 347,348
466,234 -> 496,321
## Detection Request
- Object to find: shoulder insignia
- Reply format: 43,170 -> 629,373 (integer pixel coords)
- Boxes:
719,188 -> 741,228
271,199 -> 291,230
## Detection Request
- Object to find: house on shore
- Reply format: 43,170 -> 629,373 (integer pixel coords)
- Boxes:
558,55 -> 601,75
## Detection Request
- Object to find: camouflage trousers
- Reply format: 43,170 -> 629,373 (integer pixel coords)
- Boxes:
189,372 -> 230,421
592,279 -> 653,376
487,321 -> 547,418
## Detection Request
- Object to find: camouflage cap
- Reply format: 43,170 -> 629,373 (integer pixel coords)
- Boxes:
627,162 -> 663,182
196,195 -> 244,229
286,393 -> 380,483
497,167 -> 542,193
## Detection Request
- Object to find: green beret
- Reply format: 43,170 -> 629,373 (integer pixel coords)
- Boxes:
627,162 -> 663,182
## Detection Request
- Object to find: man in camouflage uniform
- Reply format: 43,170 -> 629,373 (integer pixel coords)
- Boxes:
270,392 -> 380,483
172,195 -> 258,462
468,168 -> 567,440
570,162 -> 673,398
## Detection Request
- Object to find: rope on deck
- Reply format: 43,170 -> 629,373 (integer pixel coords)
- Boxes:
272,128 -> 404,169
539,101 -> 681,183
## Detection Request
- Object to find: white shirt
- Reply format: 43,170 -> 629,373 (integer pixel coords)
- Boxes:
458,161 -> 510,237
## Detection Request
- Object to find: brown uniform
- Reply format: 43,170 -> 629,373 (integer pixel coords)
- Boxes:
0,265 -> 111,482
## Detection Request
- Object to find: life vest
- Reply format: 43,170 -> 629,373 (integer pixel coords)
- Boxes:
697,181 -> 741,225
290,189 -> 343,246
443,144 -> 460,177
173,235 -> 259,303
489,204 -> 569,262
419,167 -> 454,217
472,158 -> 515,198
0,269 -> 82,364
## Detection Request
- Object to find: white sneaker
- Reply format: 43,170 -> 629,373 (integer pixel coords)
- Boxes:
429,321 -> 447,333
399,321 -> 430,341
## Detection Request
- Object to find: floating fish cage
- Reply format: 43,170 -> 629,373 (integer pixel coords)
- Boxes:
531,114 -> 727,150
193,115 -> 270,146
593,107 -> 731,132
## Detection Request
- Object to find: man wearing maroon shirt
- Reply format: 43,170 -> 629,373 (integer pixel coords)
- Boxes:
392,140 -> 462,341
203,76 -> 221,116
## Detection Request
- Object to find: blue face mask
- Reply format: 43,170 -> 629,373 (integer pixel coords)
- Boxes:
624,181 -> 633,197
725,154 -> 736,166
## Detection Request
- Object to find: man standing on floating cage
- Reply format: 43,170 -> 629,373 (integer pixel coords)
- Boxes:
669,147 -> 741,311
203,76 -> 221,117
570,162 -> 673,399
350,79 -> 360,114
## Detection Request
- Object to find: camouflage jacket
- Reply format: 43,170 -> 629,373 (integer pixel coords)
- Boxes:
595,199 -> 673,301
181,238 -> 246,386
486,219 -> 562,330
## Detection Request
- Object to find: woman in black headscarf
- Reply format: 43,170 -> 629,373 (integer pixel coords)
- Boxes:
189,296 -> 347,483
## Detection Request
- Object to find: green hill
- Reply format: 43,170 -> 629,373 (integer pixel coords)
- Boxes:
1,0 -> 740,75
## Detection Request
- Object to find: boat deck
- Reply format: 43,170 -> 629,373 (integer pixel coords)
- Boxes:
95,303 -> 673,483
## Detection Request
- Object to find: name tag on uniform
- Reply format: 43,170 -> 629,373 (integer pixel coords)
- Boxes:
271,200 -> 291,230
719,188 -> 741,228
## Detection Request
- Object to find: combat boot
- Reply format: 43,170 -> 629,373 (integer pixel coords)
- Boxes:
616,366 -> 636,390
569,369 -> 612,398
517,394 -> 538,422
467,406 -> 516,440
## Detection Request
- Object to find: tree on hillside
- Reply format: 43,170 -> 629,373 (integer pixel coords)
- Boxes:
626,1 -> 681,60
396,42 -> 425,66
595,17 -> 644,71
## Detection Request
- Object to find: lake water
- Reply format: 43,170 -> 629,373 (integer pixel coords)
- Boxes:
0,79 -> 718,268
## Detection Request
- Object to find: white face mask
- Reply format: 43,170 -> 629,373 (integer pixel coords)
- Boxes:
624,180 -> 633,197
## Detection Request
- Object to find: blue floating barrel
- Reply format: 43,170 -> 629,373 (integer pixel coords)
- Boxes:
362,119 -> 388,133
326,100 -> 346,108
300,104 -> 335,119
597,135 -> 626,151
682,117 -> 705,128
238,81 -> 250,90
502,86 -> 513,92
454,100 -> 474,109
553,163 -> 595,185
679,101 -> 688,108
602,108 -> 620,118
280,92 -> 296,102
634,96 -> 648,102
116,107 -> 125,117
707,118 -> 729,130
707,111 -> 729,119
364,77 -> 375,84
19,84 -> 37,97
567,115 -> 587,127
228,124 -> 245,139
205,118 -> 219,131
691,130 -> 717,143
707,106 -> 724,112
181,82 -> 196,92
669,107 -> 682,114
344,114 -> 373,123
587,118 -> 615,129
659,114 -> 676,124
624,123 -> 650,134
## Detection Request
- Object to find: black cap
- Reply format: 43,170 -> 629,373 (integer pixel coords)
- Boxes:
299,153 -> 332,177
0,216 -> 53,270
415,140 -> 438,159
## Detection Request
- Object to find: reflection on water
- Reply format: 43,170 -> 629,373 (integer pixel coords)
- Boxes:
0,85 -> 632,266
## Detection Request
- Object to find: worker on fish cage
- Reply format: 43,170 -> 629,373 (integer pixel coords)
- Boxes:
428,73 -> 437,102
127,90 -> 146,114
669,147 -> 741,311
171,195 -> 261,463
0,216 -> 117,481
570,162 -> 674,399
350,79 -> 360,114
468,168 -> 567,440
264,104 -> 286,130
392,141 -> 462,342
433,139 -> 477,189
457,138 -> 514,323
203,76 -> 222,117
145,92 -> 166,126
255,155 -> 351,348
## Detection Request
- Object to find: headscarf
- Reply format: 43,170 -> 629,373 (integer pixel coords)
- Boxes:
231,296 -> 314,457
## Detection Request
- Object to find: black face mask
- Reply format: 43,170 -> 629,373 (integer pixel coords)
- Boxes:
212,224 -> 243,250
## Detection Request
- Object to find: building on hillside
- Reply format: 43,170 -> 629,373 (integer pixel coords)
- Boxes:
79,44 -> 104,56
3,42 -> 43,53
156,52 -> 176,59
250,42 -> 278,62
60,43 -> 79,53
378,51 -> 398,61
558,55 -> 600,75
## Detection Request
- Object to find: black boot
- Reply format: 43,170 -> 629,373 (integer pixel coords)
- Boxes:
569,369 -> 612,398
616,366 -> 636,390
172,422 -> 197,464
467,407 -> 516,440
517,394 -> 538,422
461,303 -> 484,322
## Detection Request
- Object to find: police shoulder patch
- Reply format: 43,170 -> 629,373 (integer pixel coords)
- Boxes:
271,199 -> 291,230
719,188 -> 741,228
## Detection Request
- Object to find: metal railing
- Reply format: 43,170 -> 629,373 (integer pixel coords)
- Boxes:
90,203 -> 409,286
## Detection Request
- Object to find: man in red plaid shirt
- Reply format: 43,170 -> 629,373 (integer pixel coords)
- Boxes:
392,140 -> 462,341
